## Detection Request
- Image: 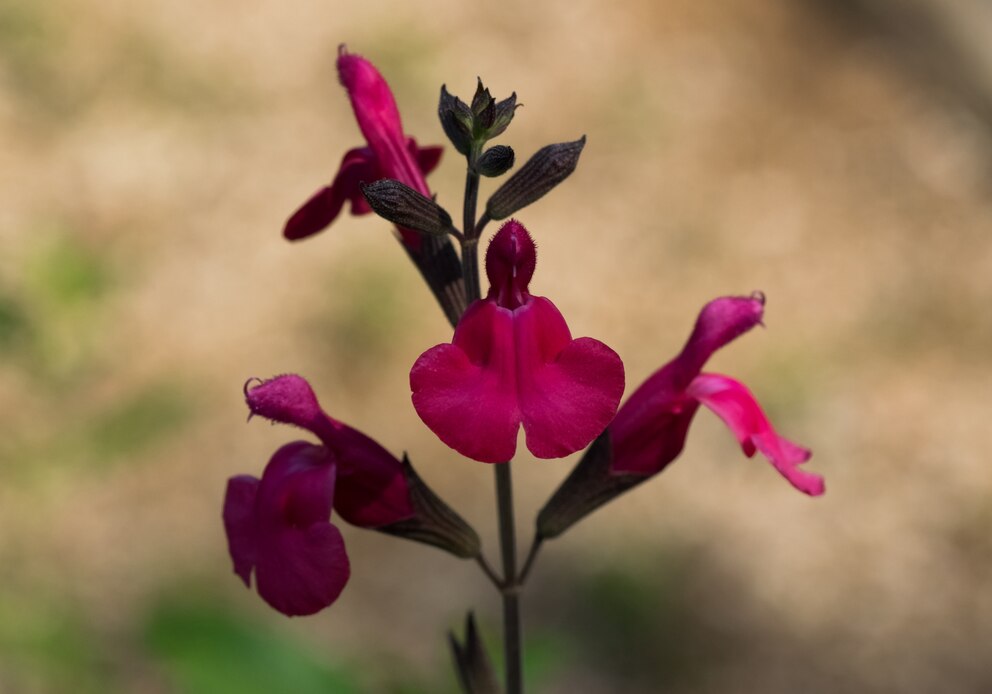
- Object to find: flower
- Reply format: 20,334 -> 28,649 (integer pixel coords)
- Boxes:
223,442 -> 348,617
536,294 -> 822,540
410,220 -> 625,463
223,374 -> 415,616
283,47 -> 465,325
609,294 -> 824,495
284,48 -> 443,246
243,374 -> 416,525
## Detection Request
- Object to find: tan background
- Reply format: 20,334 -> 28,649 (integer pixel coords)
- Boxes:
2,0 -> 991,691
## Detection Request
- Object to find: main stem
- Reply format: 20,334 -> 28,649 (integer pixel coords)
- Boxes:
462,162 -> 524,694
495,461 -> 522,694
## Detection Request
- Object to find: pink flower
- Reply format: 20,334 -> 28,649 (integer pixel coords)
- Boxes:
283,48 -> 442,252
610,294 -> 824,495
222,375 -> 415,616
284,47 -> 464,325
223,442 -> 348,617
410,220 -> 625,463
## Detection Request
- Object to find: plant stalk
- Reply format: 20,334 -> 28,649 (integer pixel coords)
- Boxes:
495,461 -> 522,694
462,156 -> 524,693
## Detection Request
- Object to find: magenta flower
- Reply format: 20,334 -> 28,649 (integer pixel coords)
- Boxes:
284,48 -> 442,247
283,47 -> 464,324
223,442 -> 348,617
410,220 -> 625,463
223,375 -> 415,616
610,294 -> 824,495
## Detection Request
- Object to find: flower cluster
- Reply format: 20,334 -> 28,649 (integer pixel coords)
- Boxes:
223,48 -> 823,624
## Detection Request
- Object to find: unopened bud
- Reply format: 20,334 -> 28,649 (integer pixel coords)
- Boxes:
449,612 -> 500,694
361,180 -> 453,236
485,136 -> 586,220
439,85 -> 474,156
475,145 -> 515,177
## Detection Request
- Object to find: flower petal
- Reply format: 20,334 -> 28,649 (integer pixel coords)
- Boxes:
485,220 -> 536,309
687,373 -> 824,496
337,50 -> 428,197
514,298 -> 625,458
608,294 -> 767,475
222,475 -> 260,587
670,294 -> 765,389
331,426 -> 414,528
245,375 -> 324,434
249,441 -> 349,617
410,139 -> 443,177
411,300 -> 520,462
256,441 -> 336,528
283,147 -> 378,240
609,399 -> 700,476
255,523 -> 350,617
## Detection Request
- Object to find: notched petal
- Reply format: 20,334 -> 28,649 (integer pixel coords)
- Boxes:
283,147 -> 379,240
411,302 -> 521,463
255,523 -> 350,617
513,298 -> 625,459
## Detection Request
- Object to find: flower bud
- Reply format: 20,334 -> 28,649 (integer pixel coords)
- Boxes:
360,179 -> 453,236
475,145 -> 515,177
449,612 -> 500,694
485,136 -> 586,220
439,85 -> 474,156
438,79 -> 521,158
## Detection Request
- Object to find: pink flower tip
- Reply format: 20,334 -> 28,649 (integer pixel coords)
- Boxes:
244,374 -> 322,430
486,220 -> 536,308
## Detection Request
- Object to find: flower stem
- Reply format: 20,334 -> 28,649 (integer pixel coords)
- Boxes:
462,168 -> 482,303
462,158 -> 523,693
461,238 -> 481,304
475,554 -> 502,589
495,461 -> 522,694
517,536 -> 543,585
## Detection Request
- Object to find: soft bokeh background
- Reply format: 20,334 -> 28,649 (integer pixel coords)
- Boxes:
2,0 -> 991,691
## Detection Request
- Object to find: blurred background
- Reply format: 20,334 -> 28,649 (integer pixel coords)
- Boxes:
2,0 -> 991,691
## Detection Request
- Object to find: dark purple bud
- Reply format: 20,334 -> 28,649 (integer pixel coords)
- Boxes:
361,179 -> 454,237
439,85 -> 474,156
475,145 -> 515,177
485,136 -> 586,220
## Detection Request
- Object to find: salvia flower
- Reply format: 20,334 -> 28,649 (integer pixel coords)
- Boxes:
223,374 -> 416,616
223,442 -> 349,616
284,48 -> 465,324
284,49 -> 442,245
537,294 -> 823,539
410,220 -> 625,463
609,294 -> 823,495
